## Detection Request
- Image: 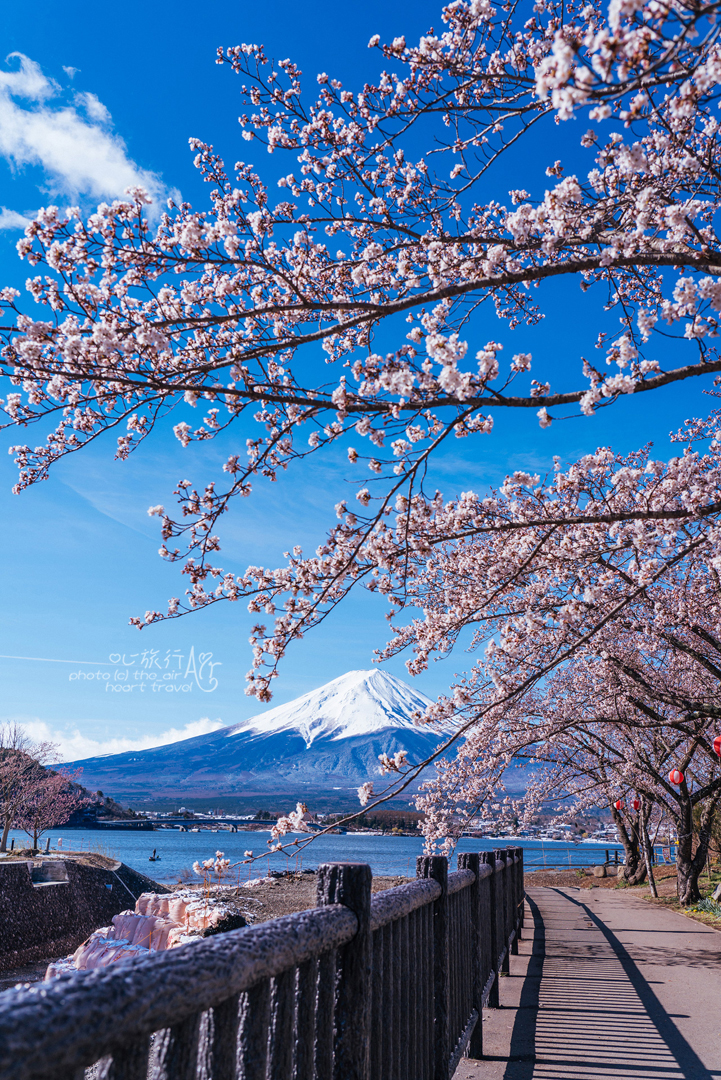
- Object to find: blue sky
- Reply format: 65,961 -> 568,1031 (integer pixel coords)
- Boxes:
0,1 -> 711,762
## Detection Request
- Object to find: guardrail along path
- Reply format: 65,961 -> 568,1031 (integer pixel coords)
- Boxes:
0,847 -> 525,1080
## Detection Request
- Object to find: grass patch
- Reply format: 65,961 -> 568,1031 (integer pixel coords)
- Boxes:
689,897 -> 721,919
637,869 -> 721,930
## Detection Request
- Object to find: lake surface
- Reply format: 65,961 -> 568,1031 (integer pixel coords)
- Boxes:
7,828 -> 625,883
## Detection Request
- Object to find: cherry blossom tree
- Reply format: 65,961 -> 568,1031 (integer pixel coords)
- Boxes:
514,722 -> 659,887
611,800 -> 658,889
288,425 -> 719,824
411,569 -> 721,902
534,704 -> 721,905
0,724 -> 58,852
2,0 -> 721,700
14,766 -> 87,851
5,0 -> 721,870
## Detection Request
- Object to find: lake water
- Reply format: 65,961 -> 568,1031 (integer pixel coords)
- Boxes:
6,828 -> 625,883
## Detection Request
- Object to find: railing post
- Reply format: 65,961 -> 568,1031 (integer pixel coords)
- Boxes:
494,849 -> 510,975
479,852 -> 499,1008
518,846 -> 525,931
506,847 -> 517,955
507,847 -> 522,952
107,1038 -> 150,1080
317,862 -> 372,1080
151,1014 -> 201,1080
417,855 -> 449,1080
457,852 -> 483,1060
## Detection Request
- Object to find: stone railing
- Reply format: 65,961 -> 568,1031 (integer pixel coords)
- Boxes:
0,847 -> 524,1080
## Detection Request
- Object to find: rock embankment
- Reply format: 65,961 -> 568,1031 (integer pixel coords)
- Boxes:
46,889 -> 248,978
43,871 -> 410,979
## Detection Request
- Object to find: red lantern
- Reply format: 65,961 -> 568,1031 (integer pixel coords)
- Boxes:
669,769 -> 684,786
632,798 -> 641,811
713,735 -> 721,757
614,799 -> 625,810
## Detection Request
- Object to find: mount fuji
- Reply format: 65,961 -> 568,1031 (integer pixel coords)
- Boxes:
64,670 -> 451,808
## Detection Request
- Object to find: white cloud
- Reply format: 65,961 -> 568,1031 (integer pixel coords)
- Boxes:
0,206 -> 31,229
13,716 -> 226,763
74,91 -> 111,125
0,53 -> 57,102
63,66 -> 79,80
0,53 -> 165,203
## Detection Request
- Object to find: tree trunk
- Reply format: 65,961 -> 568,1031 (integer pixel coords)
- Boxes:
676,857 -> 702,905
0,816 -> 10,853
674,788 -> 706,906
676,793 -> 721,906
639,801 -> 658,898
624,841 -> 648,885
611,805 -> 647,884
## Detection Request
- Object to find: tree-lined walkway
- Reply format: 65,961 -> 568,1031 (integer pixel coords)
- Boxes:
458,887 -> 721,1080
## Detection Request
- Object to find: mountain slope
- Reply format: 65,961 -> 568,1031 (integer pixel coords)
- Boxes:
64,670 -> 449,804
231,669 -> 438,744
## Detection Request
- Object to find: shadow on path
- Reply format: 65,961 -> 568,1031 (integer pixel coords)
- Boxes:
502,892 -> 544,1080
498,889 -> 717,1080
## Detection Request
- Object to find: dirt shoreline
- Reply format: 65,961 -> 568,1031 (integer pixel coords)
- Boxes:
524,864 -> 678,890
1,863 -> 704,993
0,872 -> 409,992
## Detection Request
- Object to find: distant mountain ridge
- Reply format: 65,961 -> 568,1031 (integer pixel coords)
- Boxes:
64,670 -> 450,806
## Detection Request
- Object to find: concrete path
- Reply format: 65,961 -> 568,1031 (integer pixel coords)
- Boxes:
457,887 -> 721,1080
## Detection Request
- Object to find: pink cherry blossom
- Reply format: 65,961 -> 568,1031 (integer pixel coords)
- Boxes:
3,0 -> 721,862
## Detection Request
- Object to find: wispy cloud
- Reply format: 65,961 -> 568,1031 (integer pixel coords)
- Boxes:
0,206 -> 31,229
0,52 -> 166,212
73,90 -> 111,125
14,716 -> 226,763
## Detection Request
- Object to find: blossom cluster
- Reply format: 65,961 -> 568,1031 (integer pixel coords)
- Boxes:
3,0 -> 721,854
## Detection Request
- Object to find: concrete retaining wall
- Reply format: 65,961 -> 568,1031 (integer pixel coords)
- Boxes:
0,857 -> 169,971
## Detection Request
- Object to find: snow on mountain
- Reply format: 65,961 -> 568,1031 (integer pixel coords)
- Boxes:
63,669 -> 450,804
228,669 -> 436,747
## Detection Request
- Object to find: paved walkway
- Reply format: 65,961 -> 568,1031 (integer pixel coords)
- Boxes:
457,887 -> 721,1080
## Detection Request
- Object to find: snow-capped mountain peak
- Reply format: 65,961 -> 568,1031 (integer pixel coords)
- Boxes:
62,668 -> 453,801
227,668 -> 435,748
